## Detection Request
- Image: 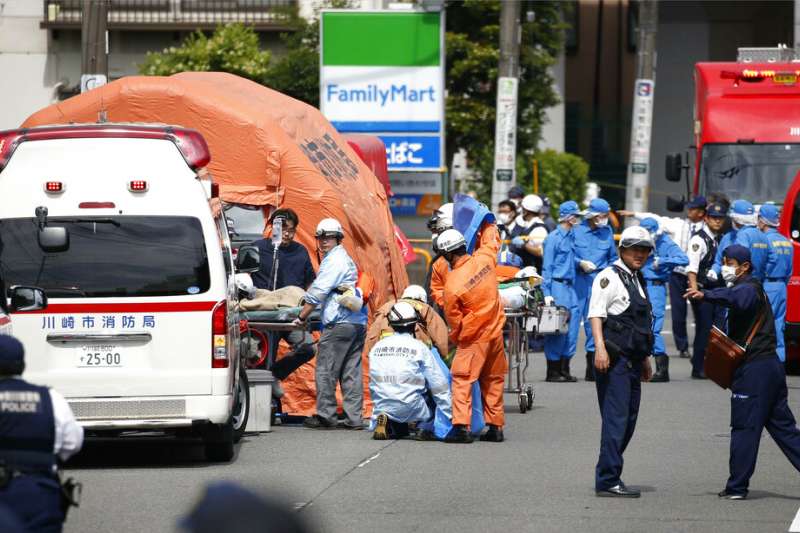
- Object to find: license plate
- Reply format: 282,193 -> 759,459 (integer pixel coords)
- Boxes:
77,345 -> 123,367
774,72 -> 797,85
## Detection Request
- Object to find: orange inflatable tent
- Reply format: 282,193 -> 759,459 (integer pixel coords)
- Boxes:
23,72 -> 409,416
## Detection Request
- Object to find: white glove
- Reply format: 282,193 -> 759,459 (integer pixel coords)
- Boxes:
544,296 -> 555,306
706,270 -> 718,282
579,260 -> 597,273
652,257 -> 660,269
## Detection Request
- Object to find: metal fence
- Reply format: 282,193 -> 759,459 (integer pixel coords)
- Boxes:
42,0 -> 297,30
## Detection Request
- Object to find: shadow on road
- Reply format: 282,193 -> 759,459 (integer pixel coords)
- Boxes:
64,439 -> 242,470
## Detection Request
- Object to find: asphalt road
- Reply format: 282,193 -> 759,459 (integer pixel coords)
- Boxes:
63,312 -> 800,533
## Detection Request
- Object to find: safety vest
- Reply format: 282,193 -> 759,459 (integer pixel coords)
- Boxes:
602,266 -> 654,361
514,221 -> 547,274
0,378 -> 56,474
695,229 -> 720,288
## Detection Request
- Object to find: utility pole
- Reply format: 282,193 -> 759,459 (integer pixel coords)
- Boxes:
624,0 -> 657,213
491,0 -> 521,211
81,0 -> 109,93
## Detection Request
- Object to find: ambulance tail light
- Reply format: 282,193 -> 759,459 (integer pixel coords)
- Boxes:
211,300 -> 229,368
128,180 -> 148,192
0,130 -> 24,171
44,181 -> 64,193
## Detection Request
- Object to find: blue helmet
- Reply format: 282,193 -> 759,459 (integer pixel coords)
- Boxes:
558,200 -> 580,221
758,204 -> 780,227
585,198 -> 610,218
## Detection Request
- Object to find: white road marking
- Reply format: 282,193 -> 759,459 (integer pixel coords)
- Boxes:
788,506 -> 800,532
357,452 -> 381,468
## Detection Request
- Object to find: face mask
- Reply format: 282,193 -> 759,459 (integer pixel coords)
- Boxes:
721,265 -> 738,284
498,213 -> 512,225
594,217 -> 609,227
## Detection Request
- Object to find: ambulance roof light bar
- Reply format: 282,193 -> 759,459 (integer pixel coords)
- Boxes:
0,124 -> 211,172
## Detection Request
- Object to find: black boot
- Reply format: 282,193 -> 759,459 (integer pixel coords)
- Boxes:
546,360 -> 568,382
444,425 -> 474,444
585,352 -> 596,382
650,355 -> 670,383
479,425 -> 505,442
560,358 -> 578,382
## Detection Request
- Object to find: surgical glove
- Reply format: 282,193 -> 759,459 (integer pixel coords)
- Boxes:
579,260 -> 597,273
511,236 -> 525,250
544,296 -> 555,306
706,270 -> 718,282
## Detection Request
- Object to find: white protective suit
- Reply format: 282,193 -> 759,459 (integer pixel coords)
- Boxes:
368,332 -> 452,426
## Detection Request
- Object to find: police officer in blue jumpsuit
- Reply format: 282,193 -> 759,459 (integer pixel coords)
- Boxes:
713,200 -> 768,281
758,204 -> 794,363
589,226 -> 654,498
686,245 -> 800,499
638,218 -> 688,383
541,201 -> 583,383
0,335 -> 84,532
574,198 -> 618,381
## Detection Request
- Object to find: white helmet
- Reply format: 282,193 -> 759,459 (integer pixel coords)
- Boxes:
388,301 -> 419,329
427,203 -> 454,233
435,228 -> 466,253
315,218 -> 344,239
619,226 -> 654,249
515,266 -> 539,278
521,194 -> 543,214
234,273 -> 256,299
401,284 -> 427,304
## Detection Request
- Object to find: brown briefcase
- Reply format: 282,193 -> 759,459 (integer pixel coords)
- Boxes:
704,312 -> 765,389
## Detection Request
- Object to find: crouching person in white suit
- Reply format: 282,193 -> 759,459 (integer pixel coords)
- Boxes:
369,301 -> 452,441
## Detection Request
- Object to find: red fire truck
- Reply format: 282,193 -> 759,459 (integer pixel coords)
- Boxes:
665,46 -> 800,363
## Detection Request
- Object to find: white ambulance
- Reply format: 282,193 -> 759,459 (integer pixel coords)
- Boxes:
0,123 -> 253,461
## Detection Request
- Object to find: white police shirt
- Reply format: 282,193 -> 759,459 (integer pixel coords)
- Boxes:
632,211 -> 704,274
686,225 -> 715,276
51,388 -> 84,461
588,259 -> 646,319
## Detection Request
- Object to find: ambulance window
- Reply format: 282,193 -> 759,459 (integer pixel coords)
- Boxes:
0,216 -> 211,298
215,214 -> 233,277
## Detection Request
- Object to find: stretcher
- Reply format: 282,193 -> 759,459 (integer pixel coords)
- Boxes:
503,284 -> 571,413
240,308 -> 321,333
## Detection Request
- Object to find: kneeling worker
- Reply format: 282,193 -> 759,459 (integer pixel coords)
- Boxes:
439,225 -> 507,443
686,245 -> 800,499
589,226 -> 654,498
0,335 -> 84,531
369,302 -> 452,440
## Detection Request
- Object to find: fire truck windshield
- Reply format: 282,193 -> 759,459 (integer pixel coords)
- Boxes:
701,143 -> 800,205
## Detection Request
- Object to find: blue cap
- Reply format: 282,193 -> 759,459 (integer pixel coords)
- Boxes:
558,200 -> 580,220
507,185 -> 525,199
686,196 -> 707,209
731,199 -> 755,216
707,203 -> 728,218
723,244 -> 751,265
585,198 -> 610,217
0,336 -> 24,364
640,217 -> 659,234
759,204 -> 780,226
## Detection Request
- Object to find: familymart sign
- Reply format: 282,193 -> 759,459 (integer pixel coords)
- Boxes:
320,10 -> 444,171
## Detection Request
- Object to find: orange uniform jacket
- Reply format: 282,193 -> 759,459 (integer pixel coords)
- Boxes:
365,298 -> 449,357
443,224 -> 506,346
429,257 -> 449,309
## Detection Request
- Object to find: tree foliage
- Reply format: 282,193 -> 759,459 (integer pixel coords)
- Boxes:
446,0 -> 569,198
532,150 -> 589,216
139,23 -> 271,82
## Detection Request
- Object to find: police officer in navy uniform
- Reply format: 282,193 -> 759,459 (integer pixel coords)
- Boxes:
0,335 -> 83,531
589,226 -> 654,498
685,202 -> 728,379
686,245 -> 800,500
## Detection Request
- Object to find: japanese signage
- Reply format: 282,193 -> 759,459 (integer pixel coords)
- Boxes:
625,78 -> 655,211
320,10 -> 444,173
388,172 -> 442,216
39,315 -> 156,330
491,77 -> 519,210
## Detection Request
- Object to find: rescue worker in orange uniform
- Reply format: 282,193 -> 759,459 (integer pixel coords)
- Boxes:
425,203 -> 454,310
439,225 -> 507,443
